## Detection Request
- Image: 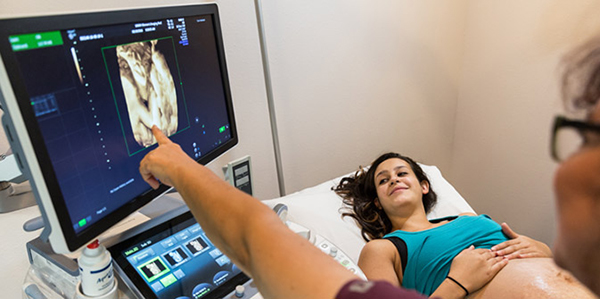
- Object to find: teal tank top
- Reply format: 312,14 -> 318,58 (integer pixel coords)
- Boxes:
383,215 -> 509,296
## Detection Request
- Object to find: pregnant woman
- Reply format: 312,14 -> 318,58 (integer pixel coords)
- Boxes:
334,152 -> 596,298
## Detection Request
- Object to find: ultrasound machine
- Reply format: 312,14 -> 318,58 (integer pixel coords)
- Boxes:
0,4 -> 263,298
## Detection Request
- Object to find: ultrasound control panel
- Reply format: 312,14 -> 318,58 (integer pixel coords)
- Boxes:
108,204 -> 364,299
109,210 -> 252,299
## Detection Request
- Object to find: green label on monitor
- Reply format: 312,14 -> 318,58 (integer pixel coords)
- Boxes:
9,31 -> 63,52
78,218 -> 87,227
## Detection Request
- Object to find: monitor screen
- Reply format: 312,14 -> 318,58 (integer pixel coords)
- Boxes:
0,4 -> 237,253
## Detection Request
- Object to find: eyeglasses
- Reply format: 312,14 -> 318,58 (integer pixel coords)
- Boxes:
551,115 -> 600,162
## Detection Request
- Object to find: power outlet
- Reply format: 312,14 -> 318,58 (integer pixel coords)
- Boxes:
223,155 -> 253,195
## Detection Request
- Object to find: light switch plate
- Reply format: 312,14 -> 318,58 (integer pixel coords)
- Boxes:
223,155 -> 252,195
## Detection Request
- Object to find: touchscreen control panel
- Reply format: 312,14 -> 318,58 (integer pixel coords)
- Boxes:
110,211 -> 249,299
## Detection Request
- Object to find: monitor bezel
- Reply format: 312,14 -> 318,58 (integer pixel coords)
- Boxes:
0,3 -> 238,253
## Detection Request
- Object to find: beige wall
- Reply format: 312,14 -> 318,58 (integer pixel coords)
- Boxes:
262,0 -> 600,246
262,0 -> 468,194
452,0 -> 600,245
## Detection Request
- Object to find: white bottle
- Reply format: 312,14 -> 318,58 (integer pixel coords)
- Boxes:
78,239 -> 115,297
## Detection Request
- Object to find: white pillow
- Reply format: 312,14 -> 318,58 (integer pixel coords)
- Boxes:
420,164 -> 475,219
262,164 -> 474,264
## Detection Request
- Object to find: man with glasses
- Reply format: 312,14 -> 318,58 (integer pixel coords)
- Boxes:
551,36 -> 600,296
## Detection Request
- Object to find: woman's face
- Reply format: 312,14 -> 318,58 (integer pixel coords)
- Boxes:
373,158 -> 429,216
553,103 -> 600,289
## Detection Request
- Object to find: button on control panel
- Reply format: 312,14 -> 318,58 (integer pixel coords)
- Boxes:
314,234 -> 365,280
224,280 -> 261,299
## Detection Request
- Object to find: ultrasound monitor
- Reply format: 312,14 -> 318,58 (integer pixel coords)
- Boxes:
0,4 -> 237,254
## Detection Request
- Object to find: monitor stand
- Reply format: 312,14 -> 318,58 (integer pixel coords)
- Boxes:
23,193 -> 188,299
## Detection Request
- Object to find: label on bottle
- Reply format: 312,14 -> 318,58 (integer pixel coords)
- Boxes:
79,247 -> 115,296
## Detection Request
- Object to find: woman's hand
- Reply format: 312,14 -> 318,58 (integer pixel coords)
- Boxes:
491,223 -> 552,259
446,245 -> 508,295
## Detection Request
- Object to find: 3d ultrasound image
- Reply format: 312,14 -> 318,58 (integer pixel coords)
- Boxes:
116,40 -> 178,147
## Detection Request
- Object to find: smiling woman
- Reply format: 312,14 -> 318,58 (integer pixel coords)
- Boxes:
334,153 -> 596,298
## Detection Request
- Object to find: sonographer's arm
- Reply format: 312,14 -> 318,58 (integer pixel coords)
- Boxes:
139,126 -> 358,299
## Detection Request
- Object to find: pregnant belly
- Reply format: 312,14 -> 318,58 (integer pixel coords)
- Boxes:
469,258 -> 597,299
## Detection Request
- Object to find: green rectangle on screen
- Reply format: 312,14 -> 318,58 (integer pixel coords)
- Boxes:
160,274 -> 177,287
9,31 -> 63,52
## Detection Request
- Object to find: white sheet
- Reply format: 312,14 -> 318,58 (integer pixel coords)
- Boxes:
262,164 -> 475,264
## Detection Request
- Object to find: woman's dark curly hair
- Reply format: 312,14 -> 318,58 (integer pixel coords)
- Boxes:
333,153 -> 437,241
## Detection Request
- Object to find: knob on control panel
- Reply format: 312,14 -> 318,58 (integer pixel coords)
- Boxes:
235,285 -> 246,298
329,247 -> 338,257
235,285 -> 245,298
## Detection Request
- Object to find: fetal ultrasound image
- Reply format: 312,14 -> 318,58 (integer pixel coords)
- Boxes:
116,40 -> 178,147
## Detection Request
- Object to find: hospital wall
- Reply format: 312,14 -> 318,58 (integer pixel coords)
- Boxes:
452,0 -> 600,246
259,1 -> 469,196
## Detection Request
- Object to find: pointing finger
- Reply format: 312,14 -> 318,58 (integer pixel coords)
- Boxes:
152,125 -> 171,145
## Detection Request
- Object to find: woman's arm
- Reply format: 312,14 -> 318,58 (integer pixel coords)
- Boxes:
140,126 -> 358,299
430,246 -> 508,299
358,240 -> 402,286
358,240 -> 465,298
491,223 -> 552,259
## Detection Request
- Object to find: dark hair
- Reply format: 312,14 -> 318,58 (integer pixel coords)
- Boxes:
333,153 -> 437,241
561,36 -> 600,115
